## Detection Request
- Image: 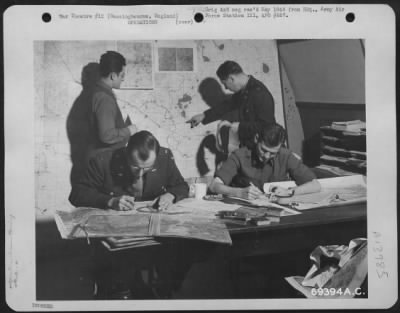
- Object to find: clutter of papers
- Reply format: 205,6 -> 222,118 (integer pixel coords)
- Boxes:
265,175 -> 366,210
54,175 -> 366,249
223,195 -> 300,216
331,120 -> 366,132
285,238 -> 367,298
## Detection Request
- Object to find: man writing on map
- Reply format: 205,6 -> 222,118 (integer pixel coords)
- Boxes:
187,60 -> 276,149
69,130 -> 188,211
69,130 -> 189,299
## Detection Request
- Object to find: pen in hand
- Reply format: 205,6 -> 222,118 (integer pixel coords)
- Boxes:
247,182 -> 263,200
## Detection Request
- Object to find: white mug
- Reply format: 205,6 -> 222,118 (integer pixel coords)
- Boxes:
191,183 -> 207,200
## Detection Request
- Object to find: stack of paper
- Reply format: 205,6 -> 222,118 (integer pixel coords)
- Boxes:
102,236 -> 161,251
223,195 -> 300,216
331,120 -> 366,132
264,175 -> 367,211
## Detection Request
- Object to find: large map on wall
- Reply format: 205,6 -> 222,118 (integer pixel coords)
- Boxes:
34,40 -> 284,219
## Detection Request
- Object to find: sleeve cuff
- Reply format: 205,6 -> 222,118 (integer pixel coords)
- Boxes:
97,194 -> 114,209
202,109 -> 213,124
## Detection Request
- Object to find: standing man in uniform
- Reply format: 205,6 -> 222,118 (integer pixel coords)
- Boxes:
187,60 -> 276,149
86,50 -> 137,160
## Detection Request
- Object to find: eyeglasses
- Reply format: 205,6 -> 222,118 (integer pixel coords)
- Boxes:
129,165 -> 154,171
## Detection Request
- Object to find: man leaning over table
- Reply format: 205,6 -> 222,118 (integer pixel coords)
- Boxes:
209,122 -> 321,199
69,130 -> 189,299
69,130 -> 188,211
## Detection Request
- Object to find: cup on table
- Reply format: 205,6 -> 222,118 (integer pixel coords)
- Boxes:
191,183 -> 207,200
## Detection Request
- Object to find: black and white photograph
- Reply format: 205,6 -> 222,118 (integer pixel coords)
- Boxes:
4,4 -> 397,311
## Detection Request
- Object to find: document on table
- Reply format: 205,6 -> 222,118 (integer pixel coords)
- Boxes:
169,198 -> 242,216
54,200 -> 233,244
54,202 -> 154,239
223,195 -> 301,216
266,175 -> 367,211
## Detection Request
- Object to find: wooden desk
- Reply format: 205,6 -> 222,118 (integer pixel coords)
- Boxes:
94,203 -> 366,299
97,202 -> 367,264
226,203 -> 366,257
222,203 -> 366,298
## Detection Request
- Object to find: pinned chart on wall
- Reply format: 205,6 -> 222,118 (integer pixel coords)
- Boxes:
116,41 -> 154,89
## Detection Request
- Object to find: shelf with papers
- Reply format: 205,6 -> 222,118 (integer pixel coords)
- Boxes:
319,126 -> 366,175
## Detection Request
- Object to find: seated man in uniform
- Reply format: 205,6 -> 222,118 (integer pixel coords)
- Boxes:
69,130 -> 189,299
69,130 -> 188,211
209,122 -> 321,199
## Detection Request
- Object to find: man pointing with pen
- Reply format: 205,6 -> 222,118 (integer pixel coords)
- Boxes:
187,60 -> 276,149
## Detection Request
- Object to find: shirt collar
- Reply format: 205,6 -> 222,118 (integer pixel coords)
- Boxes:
240,75 -> 255,95
96,80 -> 115,97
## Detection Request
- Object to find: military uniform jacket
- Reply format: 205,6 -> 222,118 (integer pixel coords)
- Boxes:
86,81 -> 131,159
202,75 -> 276,147
216,147 -> 316,190
69,147 -> 189,209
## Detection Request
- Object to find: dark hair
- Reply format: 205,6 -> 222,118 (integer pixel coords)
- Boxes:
127,131 -> 160,161
257,123 -> 286,147
99,51 -> 126,78
216,61 -> 243,80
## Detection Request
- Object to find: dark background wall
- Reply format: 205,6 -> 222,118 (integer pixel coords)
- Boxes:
278,39 -> 365,166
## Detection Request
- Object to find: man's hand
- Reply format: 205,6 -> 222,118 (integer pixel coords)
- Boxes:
270,186 -> 295,198
237,185 -> 263,200
186,113 -> 205,128
107,195 -> 136,211
155,193 -> 175,211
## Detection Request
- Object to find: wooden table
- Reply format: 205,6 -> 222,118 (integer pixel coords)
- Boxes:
222,203 -> 367,297
226,202 -> 366,257
94,202 -> 367,299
